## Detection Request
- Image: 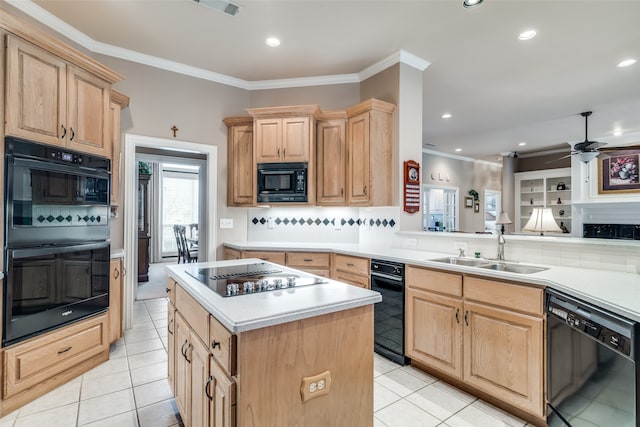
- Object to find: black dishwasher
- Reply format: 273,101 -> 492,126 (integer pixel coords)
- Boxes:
371,259 -> 409,365
547,289 -> 639,427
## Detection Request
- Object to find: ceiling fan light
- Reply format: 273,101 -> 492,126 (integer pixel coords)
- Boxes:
578,151 -> 599,163
617,59 -> 637,68
463,0 -> 483,8
518,30 -> 537,41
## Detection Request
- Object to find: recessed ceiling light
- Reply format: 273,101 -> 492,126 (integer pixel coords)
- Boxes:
463,0 -> 483,8
442,113 -> 452,119
265,37 -> 281,47
518,142 -> 527,146
518,30 -> 537,41
613,128 -> 623,136
617,58 -> 636,68
455,148 -> 462,152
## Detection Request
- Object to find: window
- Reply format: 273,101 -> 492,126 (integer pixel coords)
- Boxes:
422,185 -> 458,232
161,163 -> 200,256
484,189 -> 501,233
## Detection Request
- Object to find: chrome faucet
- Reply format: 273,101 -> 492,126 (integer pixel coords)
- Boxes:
497,233 -> 506,261
458,248 -> 465,258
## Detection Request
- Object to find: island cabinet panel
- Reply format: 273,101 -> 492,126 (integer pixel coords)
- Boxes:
189,333 -> 210,427
174,312 -> 191,422
463,301 -> 544,416
168,303 -> 176,396
406,288 -> 463,379
167,278 -> 176,305
316,119 -> 347,205
209,358 -> 236,427
176,285 -> 209,345
236,305 -> 373,427
209,315 -> 236,376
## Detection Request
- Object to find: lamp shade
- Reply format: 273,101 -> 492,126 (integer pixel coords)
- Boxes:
496,212 -> 512,225
578,151 -> 599,163
522,207 -> 561,235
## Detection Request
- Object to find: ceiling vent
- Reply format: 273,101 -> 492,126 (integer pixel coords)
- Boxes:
193,0 -> 240,16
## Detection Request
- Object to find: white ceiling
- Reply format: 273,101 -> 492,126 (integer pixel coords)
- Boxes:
13,0 -> 640,162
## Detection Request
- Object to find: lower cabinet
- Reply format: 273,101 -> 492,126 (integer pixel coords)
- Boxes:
109,257 -> 123,344
208,358 -> 236,427
406,266 -> 544,419
332,253 -> 370,288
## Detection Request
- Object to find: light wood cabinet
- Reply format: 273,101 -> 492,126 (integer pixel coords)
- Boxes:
189,332 -> 210,427
174,311 -> 191,423
6,36 -> 114,157
406,266 -> 545,418
208,358 -> 236,427
316,116 -> 347,205
224,117 -> 254,207
286,251 -> 331,277
240,250 -> 286,265
168,303 -> 176,396
109,257 -> 123,344
345,99 -> 395,206
254,116 -> 311,163
109,90 -> 129,207
332,253 -> 370,288
223,247 -> 241,260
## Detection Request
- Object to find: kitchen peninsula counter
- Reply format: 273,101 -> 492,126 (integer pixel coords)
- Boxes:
224,241 -> 640,322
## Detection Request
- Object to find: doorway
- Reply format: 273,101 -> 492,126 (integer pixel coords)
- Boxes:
422,185 -> 459,232
124,134 -> 217,330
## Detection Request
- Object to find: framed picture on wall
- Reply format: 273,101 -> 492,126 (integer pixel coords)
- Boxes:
465,196 -> 474,208
598,146 -> 640,194
474,202 -> 480,213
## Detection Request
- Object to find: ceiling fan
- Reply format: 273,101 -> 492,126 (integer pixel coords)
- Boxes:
564,111 -> 607,163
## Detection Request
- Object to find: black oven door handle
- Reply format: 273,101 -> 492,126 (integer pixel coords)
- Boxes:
260,170 -> 295,175
371,271 -> 404,283
13,157 -> 110,180
10,242 -> 110,259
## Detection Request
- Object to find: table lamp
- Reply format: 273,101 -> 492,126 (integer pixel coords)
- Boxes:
523,207 -> 561,235
496,212 -> 512,235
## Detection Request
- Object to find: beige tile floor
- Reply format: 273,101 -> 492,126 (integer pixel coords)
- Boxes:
0,297 -> 533,427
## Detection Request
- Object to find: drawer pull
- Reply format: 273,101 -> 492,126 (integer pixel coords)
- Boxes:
303,258 -> 313,262
165,287 -> 171,293
211,340 -> 220,349
181,340 -> 188,358
185,343 -> 192,364
205,376 -> 214,401
57,346 -> 72,355
346,263 -> 355,267
464,311 -> 469,326
113,268 -> 120,279
455,309 -> 460,324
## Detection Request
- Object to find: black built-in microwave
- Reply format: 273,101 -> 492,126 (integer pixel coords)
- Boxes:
257,162 -> 307,203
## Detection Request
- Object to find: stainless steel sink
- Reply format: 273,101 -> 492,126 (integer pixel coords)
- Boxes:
430,257 -> 548,274
478,263 -> 548,274
430,257 -> 494,267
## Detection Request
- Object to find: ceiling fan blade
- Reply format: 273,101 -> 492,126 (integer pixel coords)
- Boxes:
545,154 -> 573,164
584,141 -> 607,150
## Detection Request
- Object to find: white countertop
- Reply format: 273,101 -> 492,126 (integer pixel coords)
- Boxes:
166,258 -> 381,333
225,241 -> 640,323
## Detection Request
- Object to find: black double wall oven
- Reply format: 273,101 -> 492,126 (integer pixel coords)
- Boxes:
3,137 -> 111,346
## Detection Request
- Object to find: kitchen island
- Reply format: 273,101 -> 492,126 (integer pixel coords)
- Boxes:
166,258 -> 381,427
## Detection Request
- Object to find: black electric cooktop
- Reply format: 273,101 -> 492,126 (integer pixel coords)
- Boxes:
185,262 -> 326,297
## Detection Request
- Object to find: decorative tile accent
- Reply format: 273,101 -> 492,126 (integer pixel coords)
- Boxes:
252,218 -> 259,225
249,216 -> 397,229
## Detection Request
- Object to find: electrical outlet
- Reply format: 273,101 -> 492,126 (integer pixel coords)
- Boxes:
334,218 -> 341,230
406,238 -> 418,247
300,371 -> 331,402
268,217 -> 275,229
220,218 -> 233,229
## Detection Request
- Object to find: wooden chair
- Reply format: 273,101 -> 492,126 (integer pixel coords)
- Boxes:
173,225 -> 198,263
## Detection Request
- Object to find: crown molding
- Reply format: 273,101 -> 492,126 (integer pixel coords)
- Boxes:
423,148 -> 502,167
7,0 -> 430,90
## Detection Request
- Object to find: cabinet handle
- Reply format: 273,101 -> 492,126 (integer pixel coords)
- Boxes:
341,188 -> 344,197
277,148 -> 280,158
455,308 -> 460,324
113,268 -> 120,279
70,127 -> 75,141
464,311 -> 469,326
57,346 -> 72,355
168,319 -> 174,335
60,125 -> 67,139
346,263 -> 355,267
122,267 -> 127,277
166,287 -> 171,294
185,343 -> 192,363
181,340 -> 188,358
363,185 -> 368,196
303,258 -> 313,262
211,340 -> 220,349
205,376 -> 214,401
283,147 -> 285,158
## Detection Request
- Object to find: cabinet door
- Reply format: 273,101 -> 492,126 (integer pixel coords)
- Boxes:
316,119 -> 347,205
406,288 -> 463,379
110,102 -> 122,206
168,303 -> 176,395
174,312 -> 191,424
109,258 -> 122,343
228,124 -> 255,206
281,117 -> 310,162
209,359 -> 236,427
347,111 -> 371,205
66,65 -> 111,157
190,334 -> 210,427
5,36 -> 67,147
463,301 -> 544,417
255,118 -> 281,162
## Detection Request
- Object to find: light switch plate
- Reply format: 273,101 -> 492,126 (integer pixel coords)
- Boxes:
220,218 -> 233,229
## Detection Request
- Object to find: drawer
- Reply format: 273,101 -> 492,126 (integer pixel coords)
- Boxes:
166,278 -> 176,305
4,313 -> 109,398
464,276 -> 543,316
286,252 -> 330,268
175,285 -> 209,345
300,268 -> 330,278
209,315 -> 237,376
334,270 -> 370,289
242,251 -> 286,265
406,266 -> 462,297
334,254 -> 369,276
223,247 -> 241,260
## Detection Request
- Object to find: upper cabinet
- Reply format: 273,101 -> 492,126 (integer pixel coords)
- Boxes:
4,30 -> 122,158
110,90 -> 130,207
224,116 -> 254,207
316,113 -> 347,205
345,99 -> 395,206
247,105 -> 319,164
